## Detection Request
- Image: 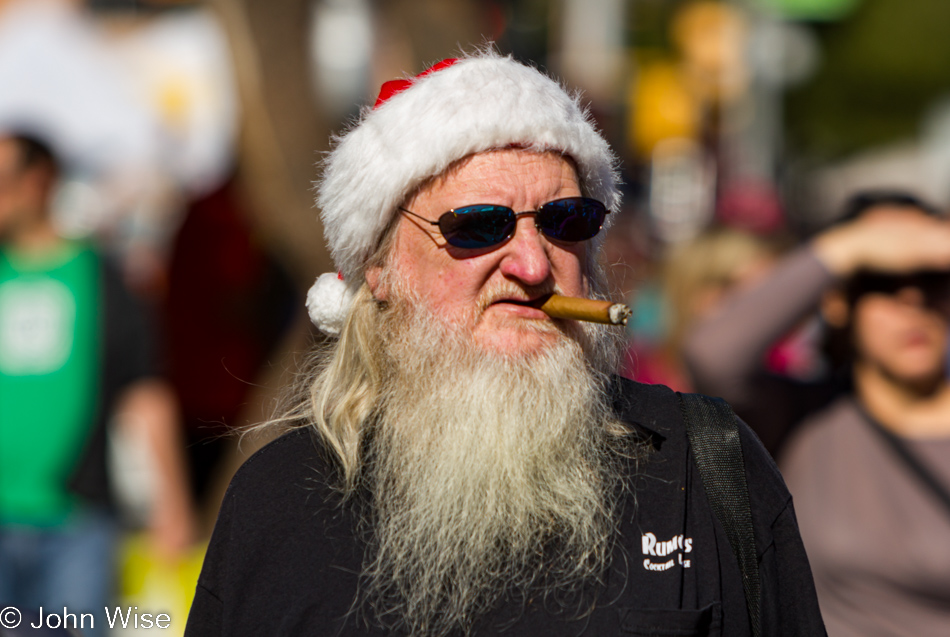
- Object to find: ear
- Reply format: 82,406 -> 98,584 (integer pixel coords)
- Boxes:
821,288 -> 850,328
365,265 -> 386,301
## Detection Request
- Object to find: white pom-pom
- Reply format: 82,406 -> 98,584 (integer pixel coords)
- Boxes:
306,273 -> 355,335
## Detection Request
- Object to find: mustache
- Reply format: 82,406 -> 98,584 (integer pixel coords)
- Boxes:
476,281 -> 560,311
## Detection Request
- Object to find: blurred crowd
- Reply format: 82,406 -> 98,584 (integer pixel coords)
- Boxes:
1,0 -> 949,635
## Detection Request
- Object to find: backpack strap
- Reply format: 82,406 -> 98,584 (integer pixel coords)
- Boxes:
678,392 -> 761,637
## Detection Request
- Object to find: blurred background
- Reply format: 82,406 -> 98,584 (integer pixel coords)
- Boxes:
1,0 -> 949,632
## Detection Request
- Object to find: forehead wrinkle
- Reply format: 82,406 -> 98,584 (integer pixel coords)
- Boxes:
455,151 -> 578,207
407,149 -> 580,214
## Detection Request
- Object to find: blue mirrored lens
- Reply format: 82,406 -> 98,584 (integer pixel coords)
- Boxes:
536,198 -> 606,242
439,205 -> 516,249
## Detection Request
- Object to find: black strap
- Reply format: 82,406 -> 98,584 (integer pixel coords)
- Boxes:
678,393 -> 761,637
859,406 -> 950,521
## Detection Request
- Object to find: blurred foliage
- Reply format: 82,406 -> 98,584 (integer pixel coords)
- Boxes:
495,0 -> 551,68
629,0 -> 685,53
785,0 -> 950,158
750,0 -> 860,21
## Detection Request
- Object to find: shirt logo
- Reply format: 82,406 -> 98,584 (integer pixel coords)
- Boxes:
641,532 -> 693,571
0,278 -> 75,375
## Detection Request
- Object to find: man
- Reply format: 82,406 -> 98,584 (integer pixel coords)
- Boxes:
185,51 -> 824,636
0,132 -> 193,633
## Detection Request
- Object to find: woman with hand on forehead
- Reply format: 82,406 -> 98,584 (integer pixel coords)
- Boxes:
684,191 -> 950,637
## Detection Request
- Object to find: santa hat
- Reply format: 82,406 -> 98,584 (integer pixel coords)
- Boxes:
307,49 -> 620,334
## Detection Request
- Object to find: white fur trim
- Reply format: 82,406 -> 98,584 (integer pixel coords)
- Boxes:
316,49 -> 620,286
306,273 -> 355,335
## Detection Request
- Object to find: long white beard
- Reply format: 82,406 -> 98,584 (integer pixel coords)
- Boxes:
361,282 -> 629,636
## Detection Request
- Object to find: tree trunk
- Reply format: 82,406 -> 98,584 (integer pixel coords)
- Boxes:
209,0 -> 333,284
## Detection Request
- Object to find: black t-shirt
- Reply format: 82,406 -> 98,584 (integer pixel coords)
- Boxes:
185,379 -> 825,636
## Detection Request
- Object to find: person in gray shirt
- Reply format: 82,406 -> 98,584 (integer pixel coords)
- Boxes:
685,192 -> 950,636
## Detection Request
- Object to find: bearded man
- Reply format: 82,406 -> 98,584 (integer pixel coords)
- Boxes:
185,52 -> 825,637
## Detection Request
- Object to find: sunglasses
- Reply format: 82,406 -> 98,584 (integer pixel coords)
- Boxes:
398,197 -> 608,250
848,271 -> 950,305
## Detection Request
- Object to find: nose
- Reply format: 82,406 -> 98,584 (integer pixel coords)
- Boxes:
895,286 -> 926,307
497,216 -> 552,286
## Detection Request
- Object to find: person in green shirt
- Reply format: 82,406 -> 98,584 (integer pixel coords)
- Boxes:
0,131 -> 194,634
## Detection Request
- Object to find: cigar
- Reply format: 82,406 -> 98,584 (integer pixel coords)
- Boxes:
538,294 -> 632,326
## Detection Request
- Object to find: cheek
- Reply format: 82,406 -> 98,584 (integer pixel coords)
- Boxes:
0,191 -> 16,212
851,302 -> 893,357
921,311 -> 950,347
552,245 -> 590,295
426,263 -> 487,307
391,238 -> 491,308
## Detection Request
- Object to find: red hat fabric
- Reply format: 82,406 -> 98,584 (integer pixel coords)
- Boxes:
373,58 -> 459,108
